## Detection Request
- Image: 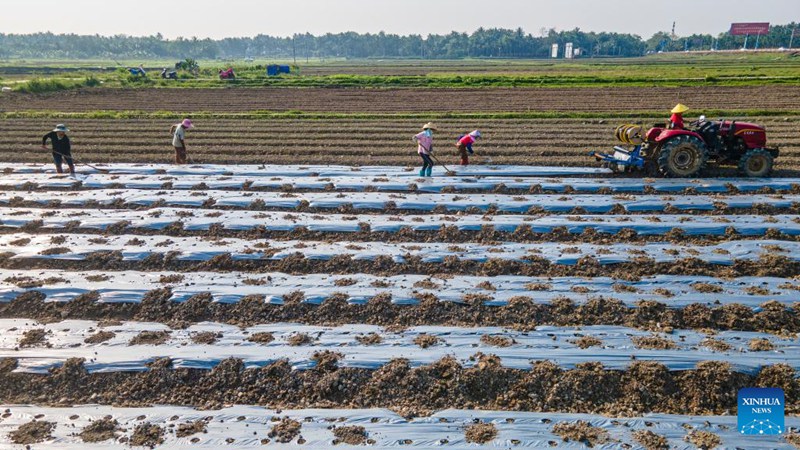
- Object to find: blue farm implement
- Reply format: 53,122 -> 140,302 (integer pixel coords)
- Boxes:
590,119 -> 779,178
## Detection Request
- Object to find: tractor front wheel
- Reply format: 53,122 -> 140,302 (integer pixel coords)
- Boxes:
738,149 -> 774,177
656,136 -> 708,178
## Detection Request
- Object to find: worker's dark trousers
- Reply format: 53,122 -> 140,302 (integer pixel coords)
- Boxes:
174,146 -> 187,164
419,153 -> 434,171
52,152 -> 75,174
457,144 -> 469,166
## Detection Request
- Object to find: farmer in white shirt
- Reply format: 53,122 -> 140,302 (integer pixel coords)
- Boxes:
171,119 -> 193,164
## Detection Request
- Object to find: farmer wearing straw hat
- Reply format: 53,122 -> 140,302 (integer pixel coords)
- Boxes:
41,124 -> 75,175
412,122 -> 437,177
670,104 -> 689,130
171,118 -> 194,164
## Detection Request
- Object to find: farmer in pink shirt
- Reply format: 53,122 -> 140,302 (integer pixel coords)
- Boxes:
456,130 -> 482,166
413,122 -> 437,177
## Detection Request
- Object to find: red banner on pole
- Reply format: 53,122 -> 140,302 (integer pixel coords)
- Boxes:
730,23 -> 770,35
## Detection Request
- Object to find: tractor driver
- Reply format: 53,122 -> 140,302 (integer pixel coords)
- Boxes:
669,104 -> 689,130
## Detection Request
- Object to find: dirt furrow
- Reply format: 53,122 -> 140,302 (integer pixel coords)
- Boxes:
3,86 -> 800,113
2,288 -> 798,332
0,356 -> 795,417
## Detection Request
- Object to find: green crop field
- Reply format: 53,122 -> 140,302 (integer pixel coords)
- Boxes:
2,52 -> 800,91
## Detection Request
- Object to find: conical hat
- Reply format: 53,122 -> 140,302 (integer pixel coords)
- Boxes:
422,122 -> 437,131
671,104 -> 689,114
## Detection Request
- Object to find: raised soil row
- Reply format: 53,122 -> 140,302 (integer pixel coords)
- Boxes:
0,355 -> 796,417
3,85 -> 799,113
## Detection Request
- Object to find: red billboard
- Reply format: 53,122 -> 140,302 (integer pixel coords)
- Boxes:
730,23 -> 770,35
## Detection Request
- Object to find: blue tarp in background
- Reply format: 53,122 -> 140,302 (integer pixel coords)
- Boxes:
267,64 -> 291,76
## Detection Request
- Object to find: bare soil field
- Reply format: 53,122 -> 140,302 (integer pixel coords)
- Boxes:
1,117 -> 798,173
1,81 -> 799,447
2,85 -> 799,113
0,163 -> 798,447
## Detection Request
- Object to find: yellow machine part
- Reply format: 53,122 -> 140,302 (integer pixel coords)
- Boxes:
614,124 -> 643,145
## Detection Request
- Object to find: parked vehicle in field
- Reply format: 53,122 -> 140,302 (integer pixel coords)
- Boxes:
161,68 -> 178,80
128,65 -> 146,77
591,117 -> 779,177
219,68 -> 236,80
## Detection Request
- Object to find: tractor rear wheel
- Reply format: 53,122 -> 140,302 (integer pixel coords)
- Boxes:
738,149 -> 773,177
656,135 -> 708,177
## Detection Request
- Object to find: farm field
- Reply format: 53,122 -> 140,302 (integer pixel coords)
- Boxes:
3,53 -> 800,88
2,54 -> 800,448
3,85 -> 800,113
1,117 -> 799,174
1,162 -> 800,448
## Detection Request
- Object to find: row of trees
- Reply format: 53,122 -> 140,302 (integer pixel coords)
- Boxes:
647,24 -> 799,52
0,24 -> 797,60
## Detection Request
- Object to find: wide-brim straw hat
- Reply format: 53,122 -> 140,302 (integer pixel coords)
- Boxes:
53,124 -> 69,133
671,104 -> 689,114
422,122 -> 437,131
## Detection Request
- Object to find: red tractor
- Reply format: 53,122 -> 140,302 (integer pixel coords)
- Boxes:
593,117 -> 779,178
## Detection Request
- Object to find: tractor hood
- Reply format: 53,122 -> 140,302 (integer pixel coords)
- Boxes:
732,121 -> 765,132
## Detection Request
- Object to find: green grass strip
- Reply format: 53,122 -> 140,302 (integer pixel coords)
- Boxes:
7,72 -> 800,92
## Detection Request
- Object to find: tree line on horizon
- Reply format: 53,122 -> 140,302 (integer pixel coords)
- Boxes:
0,24 -> 797,60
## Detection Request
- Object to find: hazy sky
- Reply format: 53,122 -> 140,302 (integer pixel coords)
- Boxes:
1,0 -> 797,39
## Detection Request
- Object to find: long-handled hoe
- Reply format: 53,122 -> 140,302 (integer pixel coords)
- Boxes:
51,150 -> 109,174
430,153 -> 454,175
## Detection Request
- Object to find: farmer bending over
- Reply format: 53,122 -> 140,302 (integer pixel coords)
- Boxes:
413,122 -> 437,177
669,104 -> 689,130
456,130 -> 481,166
171,119 -> 193,164
41,124 -> 75,175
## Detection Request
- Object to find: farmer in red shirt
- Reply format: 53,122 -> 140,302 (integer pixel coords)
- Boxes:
670,104 -> 689,130
455,130 -> 481,165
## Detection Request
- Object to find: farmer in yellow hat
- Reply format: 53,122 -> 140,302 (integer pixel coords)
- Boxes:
670,104 -> 689,130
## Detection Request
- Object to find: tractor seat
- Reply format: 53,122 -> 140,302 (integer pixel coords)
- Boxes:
724,121 -> 737,145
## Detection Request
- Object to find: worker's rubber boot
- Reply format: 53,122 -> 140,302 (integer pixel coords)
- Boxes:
419,168 -> 426,177
425,167 -> 432,177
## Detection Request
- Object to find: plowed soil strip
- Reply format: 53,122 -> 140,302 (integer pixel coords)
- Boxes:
4,173 -> 800,194
4,86 -> 800,112
0,355 -> 795,416
3,190 -> 799,215
3,208 -> 800,239
1,406 -> 795,449
1,321 -> 796,373
2,116 -> 797,168
3,174 -> 800,194
1,232 -> 796,265
1,163 -> 610,177
3,285 -> 797,331
2,270 -> 797,309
